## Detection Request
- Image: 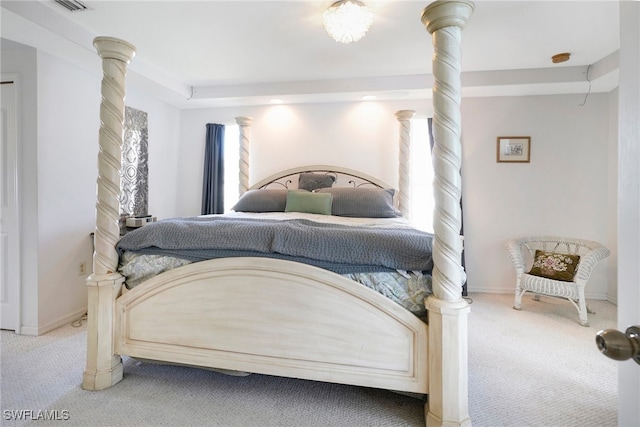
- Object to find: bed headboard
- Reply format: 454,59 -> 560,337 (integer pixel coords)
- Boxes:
249,165 -> 392,191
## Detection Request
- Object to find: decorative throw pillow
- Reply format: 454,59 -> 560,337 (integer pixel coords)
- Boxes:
528,250 -> 581,282
297,173 -> 336,191
230,189 -> 289,212
316,188 -> 402,218
284,190 -> 333,215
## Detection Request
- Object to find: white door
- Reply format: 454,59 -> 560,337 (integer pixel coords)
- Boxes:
1,79 -> 20,332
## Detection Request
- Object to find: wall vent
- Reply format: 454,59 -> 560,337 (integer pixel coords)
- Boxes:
53,0 -> 90,12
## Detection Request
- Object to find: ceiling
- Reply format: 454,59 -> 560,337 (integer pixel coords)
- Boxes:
1,0 -> 621,109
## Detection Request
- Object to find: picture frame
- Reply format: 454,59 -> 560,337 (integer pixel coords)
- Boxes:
497,136 -> 531,163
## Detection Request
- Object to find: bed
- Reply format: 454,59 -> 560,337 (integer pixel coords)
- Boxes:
82,2 -> 475,427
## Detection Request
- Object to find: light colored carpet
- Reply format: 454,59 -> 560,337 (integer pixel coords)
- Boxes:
0,292 -> 617,426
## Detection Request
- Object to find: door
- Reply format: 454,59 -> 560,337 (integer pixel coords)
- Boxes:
1,79 -> 19,332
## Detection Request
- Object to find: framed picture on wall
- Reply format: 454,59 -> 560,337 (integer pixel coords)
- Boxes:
497,136 -> 531,163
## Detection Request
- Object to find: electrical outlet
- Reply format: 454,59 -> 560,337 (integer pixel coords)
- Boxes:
79,261 -> 86,276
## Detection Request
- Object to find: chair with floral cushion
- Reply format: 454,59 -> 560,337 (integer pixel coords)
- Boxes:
506,236 -> 610,326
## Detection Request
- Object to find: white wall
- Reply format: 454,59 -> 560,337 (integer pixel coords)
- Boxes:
2,42 -> 182,334
178,100 -> 433,217
180,92 -> 614,299
461,93 -> 612,298
36,50 -> 100,331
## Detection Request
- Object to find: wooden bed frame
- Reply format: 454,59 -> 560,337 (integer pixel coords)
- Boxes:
82,2 -> 475,426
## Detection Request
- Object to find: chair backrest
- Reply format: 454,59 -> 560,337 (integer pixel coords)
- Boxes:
508,236 -> 609,274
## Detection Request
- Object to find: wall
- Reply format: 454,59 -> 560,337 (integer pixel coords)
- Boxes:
36,50 -> 100,331
178,100 -> 433,217
461,93 -> 612,298
180,92 -> 614,299
2,42 -> 182,334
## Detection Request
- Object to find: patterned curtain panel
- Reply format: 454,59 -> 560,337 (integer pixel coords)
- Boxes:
120,107 -> 149,232
202,123 -> 226,215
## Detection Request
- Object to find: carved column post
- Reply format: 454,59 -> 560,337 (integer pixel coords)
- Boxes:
83,37 -> 135,391
421,2 -> 474,426
235,116 -> 253,195
395,110 -> 415,219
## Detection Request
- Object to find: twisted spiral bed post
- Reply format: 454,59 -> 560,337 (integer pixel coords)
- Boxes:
421,2 -> 474,426
235,116 -> 253,195
395,110 -> 415,219
83,37 -> 135,391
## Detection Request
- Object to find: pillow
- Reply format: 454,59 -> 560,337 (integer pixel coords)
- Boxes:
297,173 -> 336,191
528,250 -> 581,282
284,190 -> 333,215
230,189 -> 288,212
316,188 -> 402,218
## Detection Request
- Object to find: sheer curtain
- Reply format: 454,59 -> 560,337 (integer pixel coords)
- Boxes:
428,118 -> 467,296
201,123 -> 225,215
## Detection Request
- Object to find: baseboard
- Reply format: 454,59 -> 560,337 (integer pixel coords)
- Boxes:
20,307 -> 87,336
467,287 -> 610,301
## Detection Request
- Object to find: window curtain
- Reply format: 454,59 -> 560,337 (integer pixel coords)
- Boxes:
202,123 -> 225,215
428,118 -> 467,296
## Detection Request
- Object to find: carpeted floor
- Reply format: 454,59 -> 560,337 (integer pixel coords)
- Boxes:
0,292 -> 617,426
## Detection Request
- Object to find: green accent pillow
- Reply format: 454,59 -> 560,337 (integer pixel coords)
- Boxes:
528,250 -> 580,282
285,190 -> 333,215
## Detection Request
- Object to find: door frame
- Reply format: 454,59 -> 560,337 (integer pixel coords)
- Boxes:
1,74 -> 22,334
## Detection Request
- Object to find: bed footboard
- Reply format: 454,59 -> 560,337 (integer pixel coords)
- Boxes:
114,257 -> 429,394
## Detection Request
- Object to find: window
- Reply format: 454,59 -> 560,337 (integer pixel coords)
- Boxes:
223,123 -> 240,213
409,118 -> 434,233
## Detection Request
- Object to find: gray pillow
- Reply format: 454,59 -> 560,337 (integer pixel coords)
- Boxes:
298,173 -> 336,191
231,189 -> 289,212
316,188 -> 402,218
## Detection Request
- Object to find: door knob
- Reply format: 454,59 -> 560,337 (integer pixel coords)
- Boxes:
595,325 -> 640,365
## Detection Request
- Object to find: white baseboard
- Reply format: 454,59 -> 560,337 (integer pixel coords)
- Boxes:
19,307 -> 87,336
467,286 -> 611,301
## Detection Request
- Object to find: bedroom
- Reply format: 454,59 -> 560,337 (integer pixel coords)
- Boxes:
1,1 -> 638,425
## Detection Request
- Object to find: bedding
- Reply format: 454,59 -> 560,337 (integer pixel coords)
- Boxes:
284,190 -> 333,215
316,187 -> 401,218
297,172 -> 336,191
231,189 -> 290,212
117,211 -> 434,317
116,212 -> 433,273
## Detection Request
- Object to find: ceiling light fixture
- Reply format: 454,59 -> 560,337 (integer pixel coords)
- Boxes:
322,0 -> 374,44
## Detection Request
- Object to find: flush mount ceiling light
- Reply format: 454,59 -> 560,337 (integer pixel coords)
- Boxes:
322,0 -> 374,44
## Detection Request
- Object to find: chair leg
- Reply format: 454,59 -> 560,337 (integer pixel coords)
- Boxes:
577,291 -> 589,327
513,278 -> 524,310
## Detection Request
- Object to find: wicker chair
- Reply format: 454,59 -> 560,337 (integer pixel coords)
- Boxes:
506,236 -> 610,326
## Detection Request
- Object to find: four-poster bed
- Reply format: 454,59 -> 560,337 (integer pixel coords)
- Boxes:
83,2 -> 474,426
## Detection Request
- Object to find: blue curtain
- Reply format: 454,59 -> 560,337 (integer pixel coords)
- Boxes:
202,123 -> 225,215
428,118 -> 467,296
